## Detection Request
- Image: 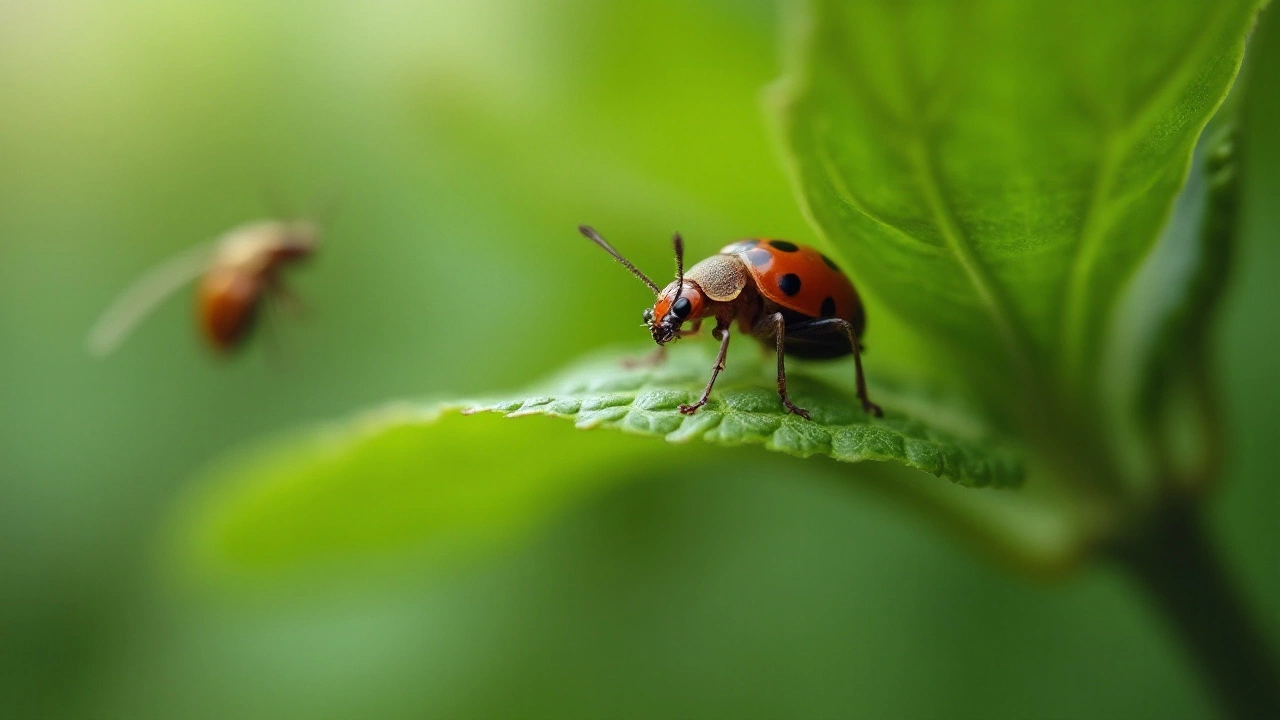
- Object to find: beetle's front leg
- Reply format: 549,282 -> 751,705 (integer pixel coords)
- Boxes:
756,312 -> 810,419
678,321 -> 730,415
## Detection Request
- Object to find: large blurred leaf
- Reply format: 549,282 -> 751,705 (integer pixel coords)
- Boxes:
177,406 -> 671,580
177,347 -> 1023,580
773,0 -> 1261,423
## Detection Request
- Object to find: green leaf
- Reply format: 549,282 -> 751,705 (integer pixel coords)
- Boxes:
467,347 -> 1022,488
175,404 -> 694,581
173,348 -> 1023,581
772,0 -> 1262,422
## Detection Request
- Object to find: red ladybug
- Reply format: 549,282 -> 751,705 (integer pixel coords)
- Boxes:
580,225 -> 881,419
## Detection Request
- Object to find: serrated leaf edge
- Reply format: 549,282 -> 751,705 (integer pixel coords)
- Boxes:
456,392 -> 1022,489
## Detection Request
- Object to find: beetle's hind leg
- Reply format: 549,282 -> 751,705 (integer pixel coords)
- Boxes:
786,318 -> 882,417
756,312 -> 811,420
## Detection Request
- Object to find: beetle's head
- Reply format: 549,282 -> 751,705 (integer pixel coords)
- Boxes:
646,281 -> 704,345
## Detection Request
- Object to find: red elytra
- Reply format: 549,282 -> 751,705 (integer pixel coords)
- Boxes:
580,226 -> 881,419
721,238 -> 865,339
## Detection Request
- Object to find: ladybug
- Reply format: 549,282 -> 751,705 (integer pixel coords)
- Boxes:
580,225 -> 881,419
87,219 -> 318,356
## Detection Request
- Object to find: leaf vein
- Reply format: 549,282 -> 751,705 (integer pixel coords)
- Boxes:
906,139 -> 1034,372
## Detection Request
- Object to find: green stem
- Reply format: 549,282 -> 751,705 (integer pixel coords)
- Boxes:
1113,500 -> 1280,719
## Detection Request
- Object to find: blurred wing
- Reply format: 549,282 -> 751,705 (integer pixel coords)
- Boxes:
85,243 -> 215,357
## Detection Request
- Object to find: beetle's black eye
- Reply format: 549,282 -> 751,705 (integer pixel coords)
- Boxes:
672,297 -> 692,319
643,308 -> 654,324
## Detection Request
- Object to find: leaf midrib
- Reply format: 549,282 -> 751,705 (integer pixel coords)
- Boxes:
906,138 -> 1035,375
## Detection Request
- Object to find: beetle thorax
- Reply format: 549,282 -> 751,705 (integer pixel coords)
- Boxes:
685,254 -> 749,301
213,221 -> 318,275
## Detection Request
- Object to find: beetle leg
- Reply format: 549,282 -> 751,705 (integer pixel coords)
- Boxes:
757,312 -> 811,419
679,321 -> 731,414
267,276 -> 306,318
259,292 -> 298,370
786,318 -> 882,417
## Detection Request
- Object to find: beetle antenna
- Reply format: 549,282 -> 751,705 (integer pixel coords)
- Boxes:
671,232 -> 685,306
85,241 -> 216,357
578,225 -> 661,294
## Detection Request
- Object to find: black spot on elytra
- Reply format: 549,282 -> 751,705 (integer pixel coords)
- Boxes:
820,296 -> 836,317
778,273 -> 802,296
768,240 -> 799,252
745,248 -> 772,267
820,253 -> 840,272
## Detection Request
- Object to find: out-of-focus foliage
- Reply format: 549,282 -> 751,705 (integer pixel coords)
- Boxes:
176,407 -> 699,582
776,0 -> 1259,428
1104,111 -> 1241,492
1,1 -> 1279,719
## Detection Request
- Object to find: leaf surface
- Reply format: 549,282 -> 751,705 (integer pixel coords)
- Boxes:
774,0 -> 1262,416
468,348 -> 1021,488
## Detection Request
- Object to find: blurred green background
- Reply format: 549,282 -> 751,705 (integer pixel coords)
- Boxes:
2,1 -> 1277,717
